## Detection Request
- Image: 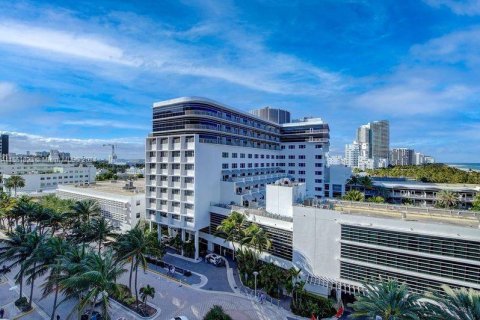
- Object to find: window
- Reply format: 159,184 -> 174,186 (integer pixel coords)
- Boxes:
281,146 -> 285,149
315,187 -> 322,191
299,163 -> 306,167
136,200 -> 141,206
315,163 -> 323,167
299,155 -> 306,159
288,145 -> 295,149
232,163 -> 238,168
315,155 -> 323,159
288,155 -> 295,159
222,152 -> 229,158
185,164 -> 194,170
315,144 -> 322,149
289,163 -> 295,166
299,171 -> 306,175
240,153 -> 245,158
240,163 -> 246,168
232,153 -> 238,158
248,154 -> 252,158
288,170 -> 295,174
299,178 -> 305,182
315,179 -> 323,183
185,150 -> 194,157
255,154 -> 259,159
315,171 -> 323,175
222,163 -> 229,169
299,145 -> 306,149
136,213 -> 141,218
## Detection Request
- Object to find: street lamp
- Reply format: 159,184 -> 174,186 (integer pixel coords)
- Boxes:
253,271 -> 259,299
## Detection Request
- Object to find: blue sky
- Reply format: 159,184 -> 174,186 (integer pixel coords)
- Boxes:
0,0 -> 479,161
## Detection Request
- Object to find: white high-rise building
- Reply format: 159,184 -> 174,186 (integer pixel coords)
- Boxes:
344,142 -> 360,168
414,152 -> 425,165
145,97 -> 330,258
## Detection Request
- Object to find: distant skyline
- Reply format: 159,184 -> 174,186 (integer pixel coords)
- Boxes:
0,0 -> 479,161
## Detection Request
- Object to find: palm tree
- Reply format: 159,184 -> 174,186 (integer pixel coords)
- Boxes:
347,175 -> 359,188
436,190 -> 459,209
0,227 -> 41,302
349,278 -> 423,319
90,216 -> 117,254
139,285 -> 155,311
242,223 -> 271,253
34,237 -> 71,320
11,196 -> 35,229
22,231 -> 44,308
71,199 -> 101,223
216,211 -> 247,260
4,175 -> 26,197
342,190 -> 365,202
59,249 -> 126,320
358,176 -> 373,193
424,285 -> 480,320
114,224 -> 162,306
0,192 -> 16,231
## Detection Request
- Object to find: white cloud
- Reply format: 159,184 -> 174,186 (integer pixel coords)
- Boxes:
0,14 -> 345,95
410,27 -> 480,67
0,22 -> 140,66
424,0 -> 480,16
0,81 -> 48,114
1,131 -> 145,159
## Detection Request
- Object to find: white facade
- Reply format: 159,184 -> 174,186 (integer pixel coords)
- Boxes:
146,97 -> 330,258
414,152 -> 425,165
324,164 -> 352,198
57,181 -> 145,232
266,179 -> 306,217
0,162 -> 96,194
344,142 -> 359,168
293,205 -> 480,295
327,155 -> 344,166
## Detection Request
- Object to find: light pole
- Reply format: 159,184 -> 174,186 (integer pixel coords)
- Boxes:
253,271 -> 259,299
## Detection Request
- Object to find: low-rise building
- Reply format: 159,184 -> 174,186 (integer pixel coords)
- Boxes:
0,161 -> 96,195
56,180 -> 145,232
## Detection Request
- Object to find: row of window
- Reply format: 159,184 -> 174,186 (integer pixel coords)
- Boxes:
221,152 -> 323,159
40,175 -> 88,180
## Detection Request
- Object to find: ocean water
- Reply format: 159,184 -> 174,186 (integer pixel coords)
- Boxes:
447,163 -> 480,172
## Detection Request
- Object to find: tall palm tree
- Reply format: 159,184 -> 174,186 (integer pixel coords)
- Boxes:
424,285 -> 480,320
71,199 -> 101,223
90,216 -> 117,254
436,190 -> 459,209
358,176 -> 373,193
59,249 -> 126,319
34,237 -> 71,320
242,223 -> 271,253
0,227 -> 41,302
4,175 -> 26,197
139,285 -> 155,311
216,211 -> 247,260
11,196 -> 35,229
347,175 -> 359,188
114,224 -> 162,306
22,231 -> 44,307
349,278 -> 423,319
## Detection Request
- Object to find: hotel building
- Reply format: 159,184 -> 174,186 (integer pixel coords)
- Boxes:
145,97 -> 330,259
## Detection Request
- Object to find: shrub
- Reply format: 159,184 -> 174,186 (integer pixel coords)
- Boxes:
15,297 -> 32,312
203,305 -> 232,320
290,292 -> 335,318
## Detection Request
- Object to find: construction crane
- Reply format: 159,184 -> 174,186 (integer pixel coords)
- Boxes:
103,144 -> 118,164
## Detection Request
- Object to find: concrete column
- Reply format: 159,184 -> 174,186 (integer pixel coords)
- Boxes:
157,223 -> 161,241
194,231 -> 199,260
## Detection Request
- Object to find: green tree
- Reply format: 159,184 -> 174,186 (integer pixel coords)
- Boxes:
216,211 -> 247,260
4,175 -> 26,197
139,285 -> 155,310
59,250 -> 126,320
367,196 -> 385,203
90,216 -> 117,254
424,285 -> 480,320
342,190 -> 365,202
114,224 -> 162,307
349,278 -> 423,319
436,190 -> 459,209
358,176 -> 373,192
242,223 -> 271,253
71,199 -> 101,224
203,305 -> 232,320
0,192 -> 16,231
472,193 -> 480,211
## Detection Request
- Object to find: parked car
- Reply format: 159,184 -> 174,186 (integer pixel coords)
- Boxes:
170,317 -> 189,320
205,253 -> 225,267
80,310 -> 103,320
